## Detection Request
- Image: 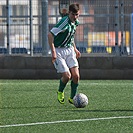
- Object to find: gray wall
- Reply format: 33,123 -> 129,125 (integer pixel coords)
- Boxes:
0,56 -> 133,79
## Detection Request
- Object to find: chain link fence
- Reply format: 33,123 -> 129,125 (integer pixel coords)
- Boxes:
0,0 -> 132,56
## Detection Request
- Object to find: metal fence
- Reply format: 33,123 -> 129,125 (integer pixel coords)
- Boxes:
0,0 -> 132,56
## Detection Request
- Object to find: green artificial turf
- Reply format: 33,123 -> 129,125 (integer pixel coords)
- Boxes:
0,80 -> 133,133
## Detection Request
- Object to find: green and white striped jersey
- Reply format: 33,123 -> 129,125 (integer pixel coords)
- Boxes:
50,16 -> 79,48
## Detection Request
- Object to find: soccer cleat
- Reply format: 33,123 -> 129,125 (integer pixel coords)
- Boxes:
68,98 -> 73,104
57,91 -> 64,104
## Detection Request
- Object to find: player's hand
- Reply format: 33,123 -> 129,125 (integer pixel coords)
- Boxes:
75,48 -> 81,58
52,51 -> 57,63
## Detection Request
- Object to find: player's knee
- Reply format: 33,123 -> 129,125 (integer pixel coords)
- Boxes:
72,74 -> 80,82
63,72 -> 71,82
66,73 -> 71,81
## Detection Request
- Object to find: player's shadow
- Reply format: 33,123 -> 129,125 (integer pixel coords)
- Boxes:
70,109 -> 133,113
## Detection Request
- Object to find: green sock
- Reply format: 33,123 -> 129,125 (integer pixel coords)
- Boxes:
58,79 -> 67,92
70,80 -> 78,99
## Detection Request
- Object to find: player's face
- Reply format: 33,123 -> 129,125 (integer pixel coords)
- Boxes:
69,11 -> 80,22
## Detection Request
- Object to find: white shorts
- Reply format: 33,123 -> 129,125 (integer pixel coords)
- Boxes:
53,46 -> 79,73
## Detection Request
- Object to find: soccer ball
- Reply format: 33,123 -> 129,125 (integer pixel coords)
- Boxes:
73,93 -> 88,108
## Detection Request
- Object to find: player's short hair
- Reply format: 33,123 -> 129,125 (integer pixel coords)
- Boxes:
69,3 -> 80,13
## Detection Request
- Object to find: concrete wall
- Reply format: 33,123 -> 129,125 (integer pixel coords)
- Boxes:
0,56 -> 133,79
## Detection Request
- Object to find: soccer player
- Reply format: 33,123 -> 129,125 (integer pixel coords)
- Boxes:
48,3 -> 81,104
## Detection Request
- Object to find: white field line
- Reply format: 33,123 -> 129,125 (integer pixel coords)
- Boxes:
0,116 -> 133,128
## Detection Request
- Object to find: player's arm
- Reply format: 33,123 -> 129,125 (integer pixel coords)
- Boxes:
73,41 -> 81,58
48,32 -> 56,63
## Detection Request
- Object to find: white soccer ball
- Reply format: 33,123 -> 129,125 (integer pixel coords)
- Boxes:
73,93 -> 88,108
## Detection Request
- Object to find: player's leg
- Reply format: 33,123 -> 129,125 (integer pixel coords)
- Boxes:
70,66 -> 80,84
65,47 -> 79,104
69,66 -> 80,104
58,71 -> 71,92
54,54 -> 71,104
57,72 -> 71,104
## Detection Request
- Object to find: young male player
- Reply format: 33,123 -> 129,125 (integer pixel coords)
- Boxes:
48,3 -> 81,104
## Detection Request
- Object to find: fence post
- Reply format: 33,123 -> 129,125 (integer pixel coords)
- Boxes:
115,0 -> 120,55
42,0 -> 49,56
120,0 -> 124,55
6,0 -> 11,54
29,0 -> 33,56
131,13 -> 133,55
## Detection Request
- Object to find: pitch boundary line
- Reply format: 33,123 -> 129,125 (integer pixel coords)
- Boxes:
0,116 -> 133,128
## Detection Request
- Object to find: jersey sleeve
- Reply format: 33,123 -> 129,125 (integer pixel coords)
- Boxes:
50,16 -> 68,36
